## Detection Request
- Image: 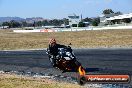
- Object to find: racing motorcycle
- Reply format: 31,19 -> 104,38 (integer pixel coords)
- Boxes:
46,46 -> 84,72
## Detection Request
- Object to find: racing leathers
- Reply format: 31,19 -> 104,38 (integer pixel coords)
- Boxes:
47,44 -> 67,67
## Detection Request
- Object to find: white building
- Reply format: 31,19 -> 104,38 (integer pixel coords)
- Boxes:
101,13 -> 132,25
106,13 -> 132,22
68,14 -> 80,27
99,13 -> 120,26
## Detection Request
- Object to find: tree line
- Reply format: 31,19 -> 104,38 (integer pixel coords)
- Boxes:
1,9 -> 124,28
1,18 -> 69,28
1,17 -> 100,28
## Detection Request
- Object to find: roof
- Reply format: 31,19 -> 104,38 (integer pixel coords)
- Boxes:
106,13 -> 132,21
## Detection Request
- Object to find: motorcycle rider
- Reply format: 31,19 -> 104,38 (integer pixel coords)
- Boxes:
47,38 -> 68,67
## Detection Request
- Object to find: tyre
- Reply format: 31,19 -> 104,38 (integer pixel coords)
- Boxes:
78,76 -> 87,85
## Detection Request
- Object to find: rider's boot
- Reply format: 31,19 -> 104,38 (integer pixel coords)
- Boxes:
52,59 -> 58,67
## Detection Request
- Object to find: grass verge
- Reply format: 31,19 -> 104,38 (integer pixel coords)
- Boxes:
0,29 -> 132,50
0,73 -> 82,88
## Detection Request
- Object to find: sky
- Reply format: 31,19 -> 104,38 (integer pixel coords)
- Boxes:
0,0 -> 132,19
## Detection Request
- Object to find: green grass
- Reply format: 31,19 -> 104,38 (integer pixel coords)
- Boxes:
0,29 -> 132,50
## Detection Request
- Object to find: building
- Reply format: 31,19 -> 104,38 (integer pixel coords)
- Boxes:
105,13 -> 132,25
68,14 -> 80,27
99,13 -> 121,26
99,13 -> 132,26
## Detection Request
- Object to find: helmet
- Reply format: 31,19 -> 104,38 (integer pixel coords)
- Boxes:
49,38 -> 56,45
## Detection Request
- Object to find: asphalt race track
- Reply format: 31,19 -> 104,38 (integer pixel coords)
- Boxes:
0,48 -> 132,87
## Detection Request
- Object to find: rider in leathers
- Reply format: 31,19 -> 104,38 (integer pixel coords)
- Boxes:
47,38 -> 67,67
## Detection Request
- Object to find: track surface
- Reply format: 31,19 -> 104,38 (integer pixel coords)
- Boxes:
0,49 -> 132,86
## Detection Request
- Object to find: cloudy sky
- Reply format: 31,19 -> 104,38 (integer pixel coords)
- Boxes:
0,0 -> 132,19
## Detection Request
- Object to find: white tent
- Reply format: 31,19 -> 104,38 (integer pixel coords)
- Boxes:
120,14 -> 131,19
113,15 -> 123,20
106,13 -> 132,21
106,17 -> 115,20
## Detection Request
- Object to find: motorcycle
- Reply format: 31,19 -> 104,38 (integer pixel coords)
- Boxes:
46,46 -> 84,72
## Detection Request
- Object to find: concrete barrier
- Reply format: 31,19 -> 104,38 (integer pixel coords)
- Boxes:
13,29 -> 55,33
92,26 -> 132,30
13,30 -> 40,33
13,26 -> 132,33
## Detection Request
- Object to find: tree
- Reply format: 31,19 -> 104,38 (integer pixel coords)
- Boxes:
2,22 -> 11,28
42,20 -> 49,26
72,24 -> 77,27
92,17 -> 100,26
103,9 -> 114,14
78,22 -> 85,27
21,21 -> 28,27
82,17 -> 92,23
10,20 -> 21,28
36,21 -> 43,27
52,19 -> 59,26
63,18 -> 69,25
92,21 -> 98,26
115,11 -> 122,15
52,19 -> 63,26
2,20 -> 21,28
33,21 -> 36,28
2,22 -> 10,26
